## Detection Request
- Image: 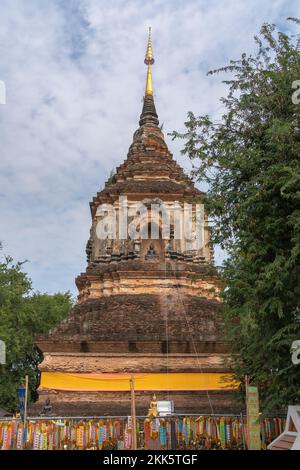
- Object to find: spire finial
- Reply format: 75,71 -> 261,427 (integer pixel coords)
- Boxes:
139,27 -> 159,127
144,27 -> 154,96
145,27 -> 154,66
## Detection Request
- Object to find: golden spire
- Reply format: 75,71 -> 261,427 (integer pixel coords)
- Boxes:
139,27 -> 159,127
144,27 -> 154,96
145,64 -> 153,96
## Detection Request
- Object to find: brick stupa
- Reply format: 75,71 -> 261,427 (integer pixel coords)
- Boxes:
33,30 -> 238,416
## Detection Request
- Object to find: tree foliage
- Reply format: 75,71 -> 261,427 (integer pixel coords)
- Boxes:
171,21 -> 300,412
0,252 -> 73,412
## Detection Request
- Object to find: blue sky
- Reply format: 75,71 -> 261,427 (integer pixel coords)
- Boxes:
0,0 -> 299,296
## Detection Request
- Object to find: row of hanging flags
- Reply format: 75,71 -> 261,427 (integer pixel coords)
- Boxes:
0,416 -> 285,450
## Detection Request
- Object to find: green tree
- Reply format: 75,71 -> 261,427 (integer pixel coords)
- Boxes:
172,20 -> 300,412
0,252 -> 72,412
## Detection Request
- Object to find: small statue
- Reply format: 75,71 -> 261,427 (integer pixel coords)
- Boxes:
40,397 -> 52,416
147,394 -> 158,418
145,243 -> 159,260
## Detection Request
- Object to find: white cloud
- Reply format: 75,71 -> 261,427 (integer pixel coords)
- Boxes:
0,0 -> 299,293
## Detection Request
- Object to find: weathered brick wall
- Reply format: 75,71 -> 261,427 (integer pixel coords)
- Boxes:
37,293 -> 223,345
39,352 -> 232,373
31,389 -> 242,416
